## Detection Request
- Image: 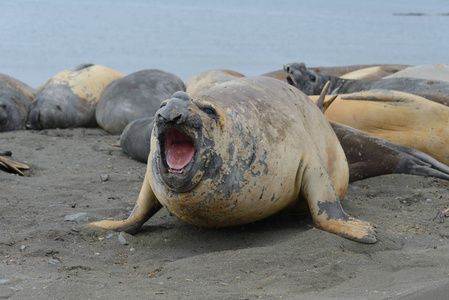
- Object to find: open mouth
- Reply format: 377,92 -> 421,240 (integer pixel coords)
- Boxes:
163,128 -> 195,174
286,75 -> 296,87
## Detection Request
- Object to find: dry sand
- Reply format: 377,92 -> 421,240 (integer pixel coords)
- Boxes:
1,128 -> 449,299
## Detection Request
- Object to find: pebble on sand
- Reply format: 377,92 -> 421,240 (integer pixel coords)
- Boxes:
64,212 -> 88,223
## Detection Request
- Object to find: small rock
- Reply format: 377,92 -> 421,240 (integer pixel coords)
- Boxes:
0,279 -> 10,285
20,245 -> 26,251
64,212 -> 88,223
118,231 -> 135,245
100,173 -> 109,182
106,233 -> 114,239
48,258 -> 61,264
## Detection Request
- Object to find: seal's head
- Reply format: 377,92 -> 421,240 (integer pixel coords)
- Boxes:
151,91 -> 225,193
283,62 -> 326,95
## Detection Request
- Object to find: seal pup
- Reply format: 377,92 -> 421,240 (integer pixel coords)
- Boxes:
90,76 -> 377,243
284,62 -> 449,106
27,64 -> 124,130
96,69 -> 184,134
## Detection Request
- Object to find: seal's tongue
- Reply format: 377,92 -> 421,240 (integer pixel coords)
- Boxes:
286,76 -> 296,87
165,128 -> 195,172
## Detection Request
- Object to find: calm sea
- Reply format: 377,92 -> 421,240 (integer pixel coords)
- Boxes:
0,0 -> 448,88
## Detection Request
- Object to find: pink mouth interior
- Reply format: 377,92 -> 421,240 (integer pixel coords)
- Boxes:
165,128 -> 195,173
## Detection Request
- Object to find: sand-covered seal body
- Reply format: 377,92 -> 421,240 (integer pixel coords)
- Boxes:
0,74 -> 35,131
340,65 -> 408,80
185,69 -> 244,99
284,62 -> 449,106
96,69 -> 184,134
309,90 -> 449,166
90,77 -> 377,243
384,64 -> 449,82
27,64 -> 124,130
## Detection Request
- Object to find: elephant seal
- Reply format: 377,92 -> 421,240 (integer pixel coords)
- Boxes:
384,64 -> 449,82
340,65 -> 408,80
96,69 -> 184,134
90,76 -> 377,243
261,64 -> 409,82
0,74 -> 35,131
185,69 -> 244,98
284,62 -> 449,106
120,117 -> 154,163
330,122 -> 449,182
308,90 -> 449,166
27,64 -> 124,130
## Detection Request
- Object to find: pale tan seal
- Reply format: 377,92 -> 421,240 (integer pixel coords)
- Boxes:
309,90 -> 449,166
27,64 -> 124,130
341,65 -> 408,80
89,76 -> 377,243
184,69 -> 244,98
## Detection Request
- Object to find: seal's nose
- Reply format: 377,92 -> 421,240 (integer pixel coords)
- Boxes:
156,108 -> 183,124
156,91 -> 191,124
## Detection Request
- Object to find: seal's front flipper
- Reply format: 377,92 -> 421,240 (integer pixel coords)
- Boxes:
88,173 -> 162,234
301,161 -> 377,244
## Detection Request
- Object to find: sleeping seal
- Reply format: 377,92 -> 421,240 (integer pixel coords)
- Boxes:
95,69 -> 184,134
284,62 -> 449,106
27,64 -> 124,130
185,69 -> 244,98
308,90 -> 449,166
0,73 -> 35,131
90,76 -> 377,243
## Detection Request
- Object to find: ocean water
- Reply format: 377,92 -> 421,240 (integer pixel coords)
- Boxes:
0,0 -> 448,88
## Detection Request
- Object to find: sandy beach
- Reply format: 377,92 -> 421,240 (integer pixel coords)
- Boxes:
0,127 -> 448,299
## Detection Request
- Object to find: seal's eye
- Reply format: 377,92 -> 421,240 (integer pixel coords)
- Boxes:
309,74 -> 316,82
201,106 -> 218,117
159,102 -> 167,108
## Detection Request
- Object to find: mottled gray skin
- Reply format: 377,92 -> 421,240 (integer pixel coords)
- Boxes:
0,74 -> 35,132
96,69 -> 185,134
27,64 -> 96,130
120,117 -> 153,163
331,122 -> 449,182
284,62 -> 449,106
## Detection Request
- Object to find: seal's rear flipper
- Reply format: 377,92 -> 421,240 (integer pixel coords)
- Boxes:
87,174 -> 162,234
0,155 -> 30,176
